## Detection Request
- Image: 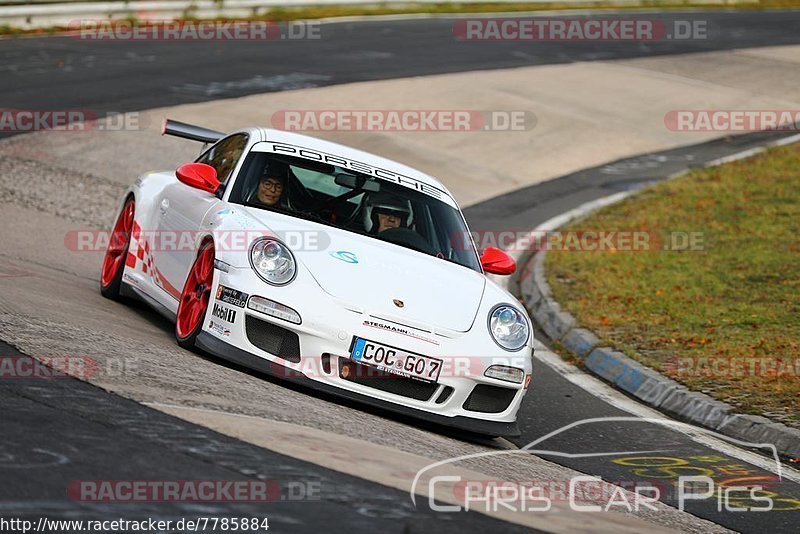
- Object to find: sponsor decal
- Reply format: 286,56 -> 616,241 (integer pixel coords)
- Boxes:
216,284 -> 248,308
212,303 -> 237,323
362,320 -> 440,346
363,320 -> 409,335
329,250 -> 359,264
208,321 -> 231,337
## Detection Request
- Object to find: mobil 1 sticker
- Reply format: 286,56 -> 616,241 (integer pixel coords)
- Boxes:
216,284 -> 248,308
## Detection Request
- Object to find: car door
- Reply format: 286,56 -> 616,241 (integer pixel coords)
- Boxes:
153,133 -> 249,300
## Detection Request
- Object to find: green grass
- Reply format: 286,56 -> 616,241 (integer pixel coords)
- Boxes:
546,144 -> 800,427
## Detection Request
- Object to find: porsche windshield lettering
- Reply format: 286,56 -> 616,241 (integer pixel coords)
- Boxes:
228,149 -> 482,271
258,142 -> 451,204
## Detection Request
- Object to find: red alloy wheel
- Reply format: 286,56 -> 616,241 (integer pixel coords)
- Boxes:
101,198 -> 135,289
176,241 -> 215,341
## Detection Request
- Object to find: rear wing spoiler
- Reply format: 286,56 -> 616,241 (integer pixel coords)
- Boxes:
161,118 -> 225,144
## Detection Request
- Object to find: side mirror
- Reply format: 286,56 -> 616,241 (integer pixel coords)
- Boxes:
176,163 -> 220,194
480,246 -> 516,275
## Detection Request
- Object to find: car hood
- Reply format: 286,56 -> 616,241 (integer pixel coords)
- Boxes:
241,207 -> 485,332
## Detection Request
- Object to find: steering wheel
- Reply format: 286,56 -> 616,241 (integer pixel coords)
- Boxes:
339,195 -> 366,227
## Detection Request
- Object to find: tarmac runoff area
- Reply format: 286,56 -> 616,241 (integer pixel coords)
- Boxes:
1,44 -> 800,532
1,44 -> 800,207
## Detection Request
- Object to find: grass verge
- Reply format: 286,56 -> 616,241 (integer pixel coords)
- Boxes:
546,144 -> 800,428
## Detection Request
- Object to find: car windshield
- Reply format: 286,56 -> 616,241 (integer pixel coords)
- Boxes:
227,151 -> 482,272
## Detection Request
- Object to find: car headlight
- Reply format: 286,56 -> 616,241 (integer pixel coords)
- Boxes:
488,304 -> 530,351
249,237 -> 296,286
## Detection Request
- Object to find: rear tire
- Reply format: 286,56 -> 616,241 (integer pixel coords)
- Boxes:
175,240 -> 215,350
100,198 -> 135,300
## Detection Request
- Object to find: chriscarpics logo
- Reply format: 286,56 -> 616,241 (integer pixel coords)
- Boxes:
411,417 -> 788,515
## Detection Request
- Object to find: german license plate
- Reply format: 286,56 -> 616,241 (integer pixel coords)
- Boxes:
350,337 -> 442,383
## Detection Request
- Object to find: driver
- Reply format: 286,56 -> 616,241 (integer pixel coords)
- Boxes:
362,192 -> 413,234
255,164 -> 287,207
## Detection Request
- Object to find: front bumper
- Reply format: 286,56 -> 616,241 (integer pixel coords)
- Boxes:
196,332 -> 521,437
201,264 -> 532,437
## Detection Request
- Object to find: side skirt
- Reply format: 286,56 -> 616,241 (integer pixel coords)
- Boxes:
121,282 -> 177,323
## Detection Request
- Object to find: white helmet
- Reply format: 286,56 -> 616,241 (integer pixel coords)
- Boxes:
362,191 -> 413,233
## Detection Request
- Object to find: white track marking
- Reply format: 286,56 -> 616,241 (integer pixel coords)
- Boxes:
533,342 -> 800,484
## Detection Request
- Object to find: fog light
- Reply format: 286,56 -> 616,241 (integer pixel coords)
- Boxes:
247,296 -> 301,324
484,365 -> 524,384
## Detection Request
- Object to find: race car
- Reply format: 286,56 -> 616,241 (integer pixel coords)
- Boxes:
100,119 -> 534,436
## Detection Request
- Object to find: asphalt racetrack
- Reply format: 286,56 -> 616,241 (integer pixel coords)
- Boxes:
1,9 -> 799,534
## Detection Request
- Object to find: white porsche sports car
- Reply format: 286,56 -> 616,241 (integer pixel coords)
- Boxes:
100,119 -> 533,436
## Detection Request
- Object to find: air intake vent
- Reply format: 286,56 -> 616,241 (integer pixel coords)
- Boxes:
339,358 -> 437,401
435,386 -> 454,404
462,384 -> 517,413
245,315 -> 301,363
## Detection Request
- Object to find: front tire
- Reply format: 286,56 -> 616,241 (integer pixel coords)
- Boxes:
175,240 -> 215,349
100,197 -> 135,300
